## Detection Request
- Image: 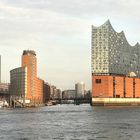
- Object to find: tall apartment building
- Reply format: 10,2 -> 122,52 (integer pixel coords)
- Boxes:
22,50 -> 37,99
22,50 -> 44,104
10,67 -> 27,97
75,82 -> 85,98
10,50 -> 44,105
91,20 -> 140,106
62,90 -> 76,99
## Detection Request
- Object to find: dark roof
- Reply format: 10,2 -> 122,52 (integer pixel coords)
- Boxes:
23,50 -> 36,56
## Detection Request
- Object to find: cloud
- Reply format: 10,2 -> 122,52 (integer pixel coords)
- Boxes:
0,0 -> 140,89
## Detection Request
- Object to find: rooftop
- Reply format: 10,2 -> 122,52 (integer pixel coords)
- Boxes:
23,50 -> 36,56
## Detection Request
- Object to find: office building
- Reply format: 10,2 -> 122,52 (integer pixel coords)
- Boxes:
62,90 -> 76,99
10,50 -> 44,105
10,67 -> 27,97
75,82 -> 85,98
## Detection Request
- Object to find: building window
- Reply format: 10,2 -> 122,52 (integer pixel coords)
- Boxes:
116,95 -> 120,98
96,79 -> 101,84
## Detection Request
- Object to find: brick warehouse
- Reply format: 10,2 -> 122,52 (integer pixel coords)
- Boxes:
91,20 -> 140,106
92,75 -> 140,98
92,75 -> 140,106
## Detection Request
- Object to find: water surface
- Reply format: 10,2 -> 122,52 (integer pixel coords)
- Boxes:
0,104 -> 140,140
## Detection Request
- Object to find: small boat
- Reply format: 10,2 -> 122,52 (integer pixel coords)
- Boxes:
45,100 -> 57,106
0,100 -> 9,108
45,101 -> 53,106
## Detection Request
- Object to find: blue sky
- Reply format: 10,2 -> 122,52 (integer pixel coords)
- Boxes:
0,0 -> 140,90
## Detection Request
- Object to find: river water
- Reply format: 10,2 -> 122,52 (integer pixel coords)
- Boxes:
0,104 -> 140,140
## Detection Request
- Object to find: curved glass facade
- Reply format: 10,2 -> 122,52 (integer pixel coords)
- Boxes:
92,20 -> 140,77
10,67 -> 27,96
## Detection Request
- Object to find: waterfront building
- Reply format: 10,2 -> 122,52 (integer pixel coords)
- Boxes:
56,89 -> 62,99
10,50 -> 44,105
92,20 -> 140,106
50,85 -> 61,99
92,20 -> 140,76
62,90 -> 76,99
84,90 -> 92,99
50,85 -> 56,99
75,82 -> 85,98
44,82 -> 51,102
0,55 -> 10,105
0,82 -> 10,102
10,67 -> 27,97
0,83 -> 9,94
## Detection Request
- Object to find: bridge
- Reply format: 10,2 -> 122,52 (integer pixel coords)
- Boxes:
49,97 -> 92,105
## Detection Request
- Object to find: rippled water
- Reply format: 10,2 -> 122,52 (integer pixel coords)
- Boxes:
0,105 -> 140,140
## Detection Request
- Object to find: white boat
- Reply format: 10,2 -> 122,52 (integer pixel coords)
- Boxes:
0,100 -> 8,107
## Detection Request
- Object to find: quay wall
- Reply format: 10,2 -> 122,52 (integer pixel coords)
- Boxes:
92,98 -> 140,106
92,75 -> 140,106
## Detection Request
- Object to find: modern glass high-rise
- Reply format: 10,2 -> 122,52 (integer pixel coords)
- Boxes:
10,67 -> 27,97
75,82 -> 85,98
91,20 -> 140,77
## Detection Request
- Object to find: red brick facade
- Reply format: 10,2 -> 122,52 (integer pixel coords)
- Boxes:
92,75 -> 140,98
22,51 -> 44,104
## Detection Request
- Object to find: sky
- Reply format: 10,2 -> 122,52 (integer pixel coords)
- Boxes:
1,0 -> 140,90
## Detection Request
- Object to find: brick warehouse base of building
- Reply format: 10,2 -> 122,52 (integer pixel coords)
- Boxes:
91,20 -> 140,106
92,75 -> 140,106
92,98 -> 140,106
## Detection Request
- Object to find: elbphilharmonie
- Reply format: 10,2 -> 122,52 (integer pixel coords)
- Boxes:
91,20 -> 140,106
